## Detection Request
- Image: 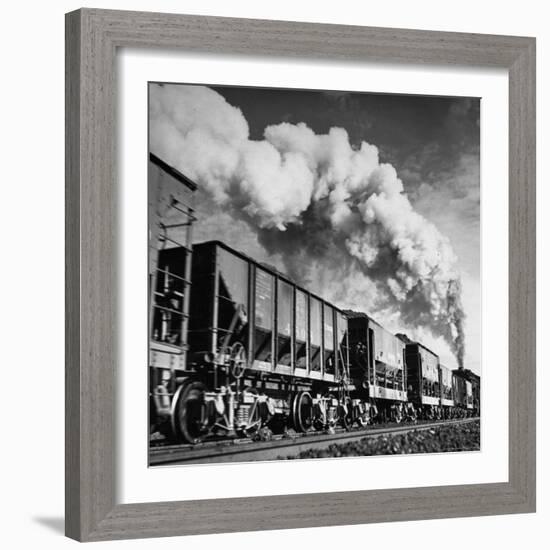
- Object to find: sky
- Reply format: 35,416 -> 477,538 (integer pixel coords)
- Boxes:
149,83 -> 480,374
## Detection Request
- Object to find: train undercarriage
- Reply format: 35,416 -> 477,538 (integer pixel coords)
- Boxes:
150,342 -> 359,444
153,376 -> 355,444
151,369 -> 426,446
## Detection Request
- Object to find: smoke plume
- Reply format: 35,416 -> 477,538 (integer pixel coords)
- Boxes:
150,84 -> 466,368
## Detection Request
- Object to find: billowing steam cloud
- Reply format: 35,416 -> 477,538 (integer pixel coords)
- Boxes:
150,84 -> 466,367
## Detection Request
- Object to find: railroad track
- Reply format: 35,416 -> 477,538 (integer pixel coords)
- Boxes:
149,417 -> 479,465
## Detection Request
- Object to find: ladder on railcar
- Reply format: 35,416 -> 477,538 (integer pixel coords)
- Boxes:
150,201 -> 196,376
149,154 -> 198,407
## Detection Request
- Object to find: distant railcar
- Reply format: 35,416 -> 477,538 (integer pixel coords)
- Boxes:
347,312 -> 407,423
470,376 -> 480,415
404,343 -> 441,419
452,370 -> 474,416
466,380 -> 474,410
439,364 -> 454,417
459,370 -> 480,416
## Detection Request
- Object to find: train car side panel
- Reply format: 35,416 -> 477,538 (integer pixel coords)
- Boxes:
419,347 -> 439,406
252,265 -> 276,372
348,313 -> 406,403
404,343 -> 440,411
370,321 -> 406,402
187,242 -> 217,358
466,380 -> 474,410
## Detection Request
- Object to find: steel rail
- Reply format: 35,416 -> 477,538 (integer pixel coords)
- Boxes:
149,417 -> 479,466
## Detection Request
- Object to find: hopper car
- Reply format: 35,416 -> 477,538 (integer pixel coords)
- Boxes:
346,312 -> 409,424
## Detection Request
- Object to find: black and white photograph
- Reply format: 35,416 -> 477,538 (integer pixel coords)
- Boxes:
148,82 -> 481,465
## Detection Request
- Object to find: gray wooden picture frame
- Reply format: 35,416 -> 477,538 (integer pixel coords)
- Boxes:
65,8 -> 536,542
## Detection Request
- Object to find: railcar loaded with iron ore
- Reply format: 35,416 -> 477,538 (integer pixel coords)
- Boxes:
149,154 -> 480,445
345,311 -> 409,424
452,370 -> 474,416
177,240 -> 353,442
404,342 -> 442,419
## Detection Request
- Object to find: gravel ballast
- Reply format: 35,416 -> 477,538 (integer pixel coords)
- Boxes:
282,420 -> 480,459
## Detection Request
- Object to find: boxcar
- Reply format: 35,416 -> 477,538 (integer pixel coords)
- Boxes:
346,312 -> 407,423
404,342 -> 441,418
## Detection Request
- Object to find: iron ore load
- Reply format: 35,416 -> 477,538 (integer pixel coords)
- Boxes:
149,154 -> 480,444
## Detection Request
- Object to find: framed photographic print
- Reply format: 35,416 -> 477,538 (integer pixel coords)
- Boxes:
65,8 -> 536,542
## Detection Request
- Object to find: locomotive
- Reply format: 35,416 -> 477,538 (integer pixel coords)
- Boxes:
149,154 -> 479,444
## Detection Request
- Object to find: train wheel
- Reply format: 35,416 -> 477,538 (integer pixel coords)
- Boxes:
291,391 -> 314,433
172,381 -> 209,444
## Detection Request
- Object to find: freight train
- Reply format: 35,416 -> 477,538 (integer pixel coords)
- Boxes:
149,153 -> 480,444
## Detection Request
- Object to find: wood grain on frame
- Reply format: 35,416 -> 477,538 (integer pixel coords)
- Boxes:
65,8 -> 536,542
